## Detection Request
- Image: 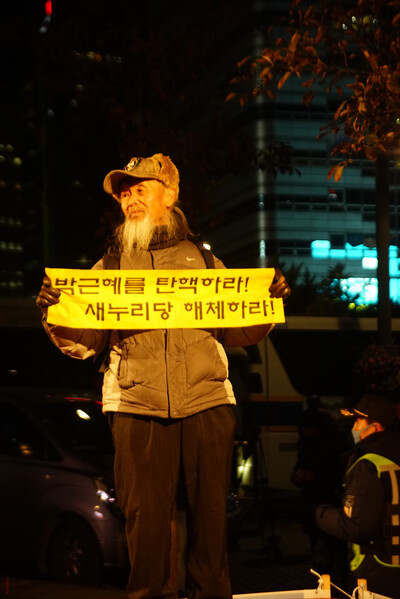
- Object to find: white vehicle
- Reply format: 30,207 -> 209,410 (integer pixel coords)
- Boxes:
229,316 -> 397,491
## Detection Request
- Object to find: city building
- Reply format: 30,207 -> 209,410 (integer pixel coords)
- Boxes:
198,0 -> 400,308
2,0 -> 400,310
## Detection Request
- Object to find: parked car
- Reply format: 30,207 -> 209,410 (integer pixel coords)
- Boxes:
0,387 -> 128,584
0,386 -> 242,586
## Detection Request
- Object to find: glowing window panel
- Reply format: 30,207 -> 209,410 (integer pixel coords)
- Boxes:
310,239 -> 330,258
330,249 -> 346,259
310,240 -> 400,305
345,243 -> 366,259
362,257 -> 377,269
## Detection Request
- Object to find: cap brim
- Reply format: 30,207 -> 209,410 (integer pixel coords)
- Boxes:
103,170 -> 135,196
340,407 -> 369,418
103,170 -> 163,198
354,408 -> 369,418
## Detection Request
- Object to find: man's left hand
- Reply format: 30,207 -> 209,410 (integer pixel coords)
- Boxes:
269,268 -> 291,302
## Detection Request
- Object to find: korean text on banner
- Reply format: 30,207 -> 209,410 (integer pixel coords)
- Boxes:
45,267 -> 285,330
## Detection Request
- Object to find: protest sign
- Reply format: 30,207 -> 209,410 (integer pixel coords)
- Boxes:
46,267 -> 285,329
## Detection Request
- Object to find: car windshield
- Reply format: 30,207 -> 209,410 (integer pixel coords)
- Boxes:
36,399 -> 114,455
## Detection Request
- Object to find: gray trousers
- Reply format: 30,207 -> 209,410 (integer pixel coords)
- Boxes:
111,405 -> 236,599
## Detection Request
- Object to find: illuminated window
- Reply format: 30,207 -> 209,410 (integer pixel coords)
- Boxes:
362,257 -> 377,270
311,239 -> 400,304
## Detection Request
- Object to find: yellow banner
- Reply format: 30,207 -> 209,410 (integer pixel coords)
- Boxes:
46,267 -> 285,329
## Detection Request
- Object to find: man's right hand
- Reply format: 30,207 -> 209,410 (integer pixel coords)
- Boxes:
36,276 -> 61,314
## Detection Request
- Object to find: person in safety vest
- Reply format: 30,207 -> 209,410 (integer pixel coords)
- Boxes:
315,393 -> 400,598
35,153 -> 291,599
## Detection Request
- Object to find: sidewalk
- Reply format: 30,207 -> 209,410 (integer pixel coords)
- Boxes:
1,491 -> 319,599
0,577 -> 125,599
229,492 -> 316,595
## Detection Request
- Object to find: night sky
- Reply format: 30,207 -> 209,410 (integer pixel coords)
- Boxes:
1,0 -> 256,270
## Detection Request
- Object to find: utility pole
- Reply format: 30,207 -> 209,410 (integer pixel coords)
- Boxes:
376,154 -> 392,346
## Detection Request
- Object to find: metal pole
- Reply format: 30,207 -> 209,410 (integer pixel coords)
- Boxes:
376,154 -> 392,346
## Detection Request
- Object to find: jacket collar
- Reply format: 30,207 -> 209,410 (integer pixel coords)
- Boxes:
147,209 -> 189,250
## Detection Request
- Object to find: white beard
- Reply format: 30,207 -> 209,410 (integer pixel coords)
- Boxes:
116,212 -> 179,252
119,214 -> 155,251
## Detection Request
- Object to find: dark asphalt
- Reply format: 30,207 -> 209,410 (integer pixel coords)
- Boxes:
1,491 -> 321,599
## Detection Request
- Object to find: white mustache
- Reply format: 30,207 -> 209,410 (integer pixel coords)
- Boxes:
127,203 -> 145,213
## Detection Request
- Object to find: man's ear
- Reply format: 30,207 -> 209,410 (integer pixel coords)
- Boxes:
164,187 -> 176,208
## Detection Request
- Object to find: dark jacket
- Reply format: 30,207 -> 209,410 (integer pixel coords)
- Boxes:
315,429 -> 400,598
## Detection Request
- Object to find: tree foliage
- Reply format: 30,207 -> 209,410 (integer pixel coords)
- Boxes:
353,342 -> 400,398
253,141 -> 301,177
228,0 -> 400,181
284,262 -> 361,315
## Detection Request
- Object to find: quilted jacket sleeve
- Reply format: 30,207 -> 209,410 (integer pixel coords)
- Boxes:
42,318 -> 109,360
41,257 -> 110,360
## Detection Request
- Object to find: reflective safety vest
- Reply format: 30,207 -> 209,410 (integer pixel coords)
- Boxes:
347,453 -> 400,571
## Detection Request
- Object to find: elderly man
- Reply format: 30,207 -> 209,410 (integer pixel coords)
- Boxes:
36,153 -> 291,599
315,394 -> 400,598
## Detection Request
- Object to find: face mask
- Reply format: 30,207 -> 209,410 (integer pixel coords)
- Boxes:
352,423 -> 374,444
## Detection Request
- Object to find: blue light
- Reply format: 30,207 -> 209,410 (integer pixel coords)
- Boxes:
340,278 -> 378,304
346,245 -> 364,259
330,249 -> 346,259
310,239 -> 330,258
310,240 -> 400,305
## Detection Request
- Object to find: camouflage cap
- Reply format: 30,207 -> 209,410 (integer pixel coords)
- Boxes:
103,153 -> 180,201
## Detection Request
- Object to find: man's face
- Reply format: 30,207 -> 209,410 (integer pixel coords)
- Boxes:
352,417 -> 376,441
119,178 -> 173,225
